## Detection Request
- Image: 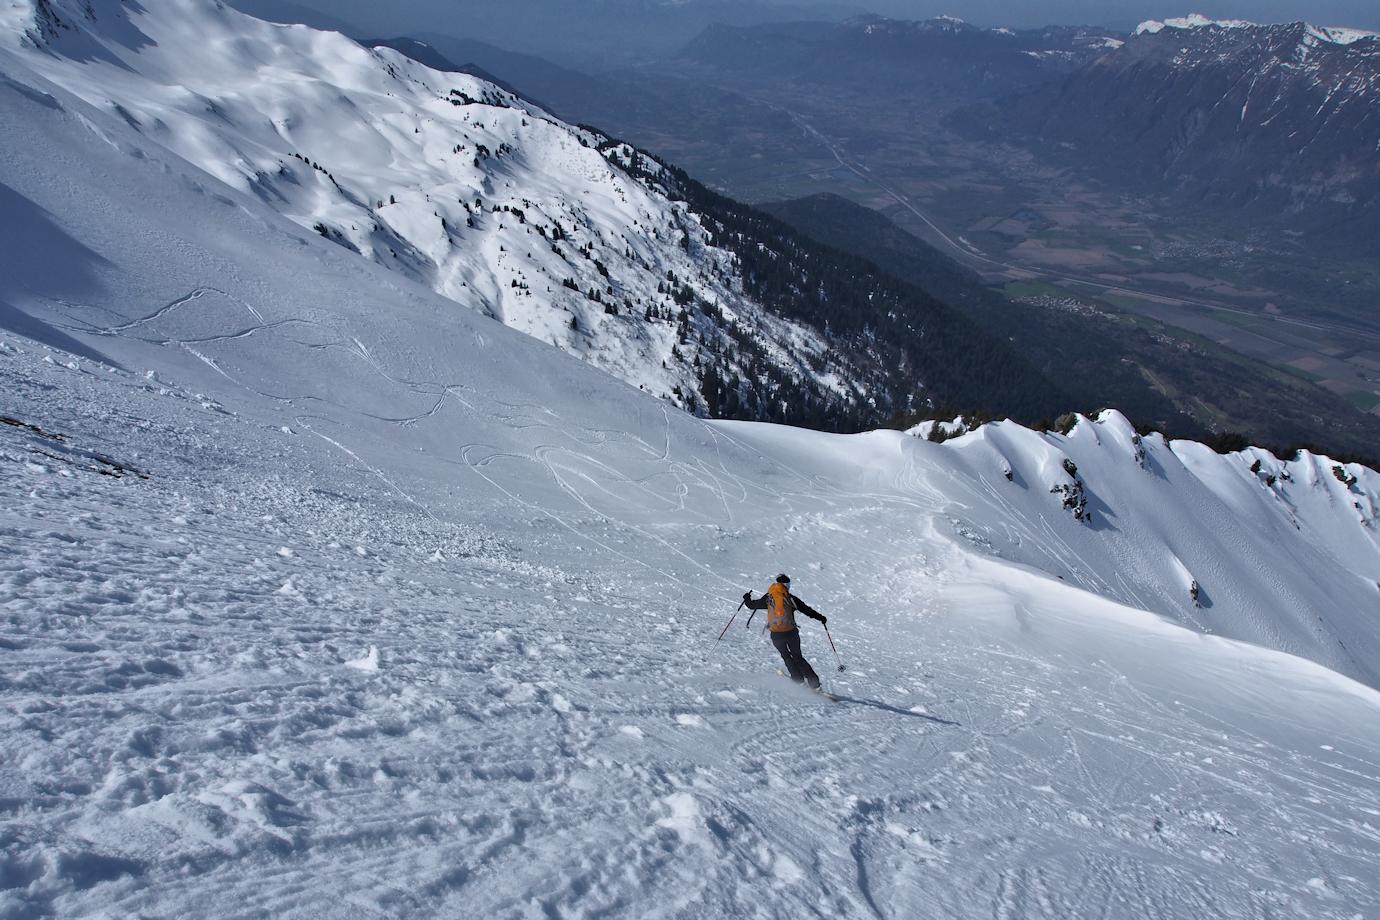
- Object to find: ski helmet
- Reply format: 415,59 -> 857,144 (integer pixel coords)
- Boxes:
775,573 -> 790,584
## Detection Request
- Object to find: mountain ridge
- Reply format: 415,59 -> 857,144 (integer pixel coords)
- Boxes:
4,0 -> 1069,430
1135,13 -> 1379,45
967,11 -> 1380,253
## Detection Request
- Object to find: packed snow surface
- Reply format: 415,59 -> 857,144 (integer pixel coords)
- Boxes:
3,2 -> 1380,918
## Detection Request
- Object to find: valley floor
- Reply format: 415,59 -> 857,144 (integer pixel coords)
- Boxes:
3,339 -> 1379,919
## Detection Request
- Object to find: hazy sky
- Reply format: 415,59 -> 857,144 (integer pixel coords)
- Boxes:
242,0 -> 1380,63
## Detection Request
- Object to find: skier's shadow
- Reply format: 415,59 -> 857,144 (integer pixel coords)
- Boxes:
830,695 -> 961,726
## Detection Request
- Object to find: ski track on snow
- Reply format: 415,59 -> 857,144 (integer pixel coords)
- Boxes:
5,309 -> 1380,916
2,6 -> 1380,913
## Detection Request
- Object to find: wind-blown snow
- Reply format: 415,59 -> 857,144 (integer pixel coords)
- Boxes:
3,2 -> 1380,917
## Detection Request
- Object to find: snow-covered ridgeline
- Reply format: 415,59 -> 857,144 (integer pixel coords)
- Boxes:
3,13 -> 1380,915
774,410 -> 1380,687
1019,5 -> 1380,256
848,13 -> 1123,52
1,0 -> 864,417
1136,14 -> 1379,45
1136,14 -> 1257,36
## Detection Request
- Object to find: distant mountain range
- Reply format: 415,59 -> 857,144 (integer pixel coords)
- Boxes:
229,0 -> 860,66
673,12 -> 1380,252
678,15 -> 1125,97
962,15 -> 1380,253
23,1 -> 1379,455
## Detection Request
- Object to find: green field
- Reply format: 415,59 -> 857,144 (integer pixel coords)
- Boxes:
1346,390 -> 1380,412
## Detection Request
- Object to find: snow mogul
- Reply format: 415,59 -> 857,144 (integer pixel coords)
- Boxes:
743,574 -> 828,690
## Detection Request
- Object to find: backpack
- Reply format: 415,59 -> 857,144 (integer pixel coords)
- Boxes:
766,582 -> 797,633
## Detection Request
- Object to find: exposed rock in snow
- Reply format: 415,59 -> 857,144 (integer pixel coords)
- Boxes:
1050,457 -> 1091,523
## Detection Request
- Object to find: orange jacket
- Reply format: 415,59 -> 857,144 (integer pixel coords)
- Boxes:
746,584 -> 825,633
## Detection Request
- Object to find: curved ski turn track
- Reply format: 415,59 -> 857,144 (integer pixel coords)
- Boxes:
4,316 -> 1379,918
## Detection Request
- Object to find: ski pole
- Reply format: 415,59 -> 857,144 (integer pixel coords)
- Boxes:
717,601 -> 745,641
824,624 -> 846,672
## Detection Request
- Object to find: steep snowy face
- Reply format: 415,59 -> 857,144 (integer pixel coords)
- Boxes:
1,0 -> 880,421
927,411 -> 1380,687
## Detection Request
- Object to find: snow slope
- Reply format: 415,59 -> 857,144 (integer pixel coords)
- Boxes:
3,5 -> 1380,919
903,414 -> 1380,687
1,0 -> 873,419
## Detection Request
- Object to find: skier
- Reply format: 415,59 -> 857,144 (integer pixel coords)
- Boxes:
743,574 -> 827,690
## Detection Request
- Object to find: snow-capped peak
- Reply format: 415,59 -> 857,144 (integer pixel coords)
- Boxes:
854,14 -> 976,35
1306,24 -> 1380,45
1136,13 -> 1379,45
1135,13 -> 1257,36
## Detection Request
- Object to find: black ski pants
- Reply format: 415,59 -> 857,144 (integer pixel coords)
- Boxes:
771,629 -> 820,689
